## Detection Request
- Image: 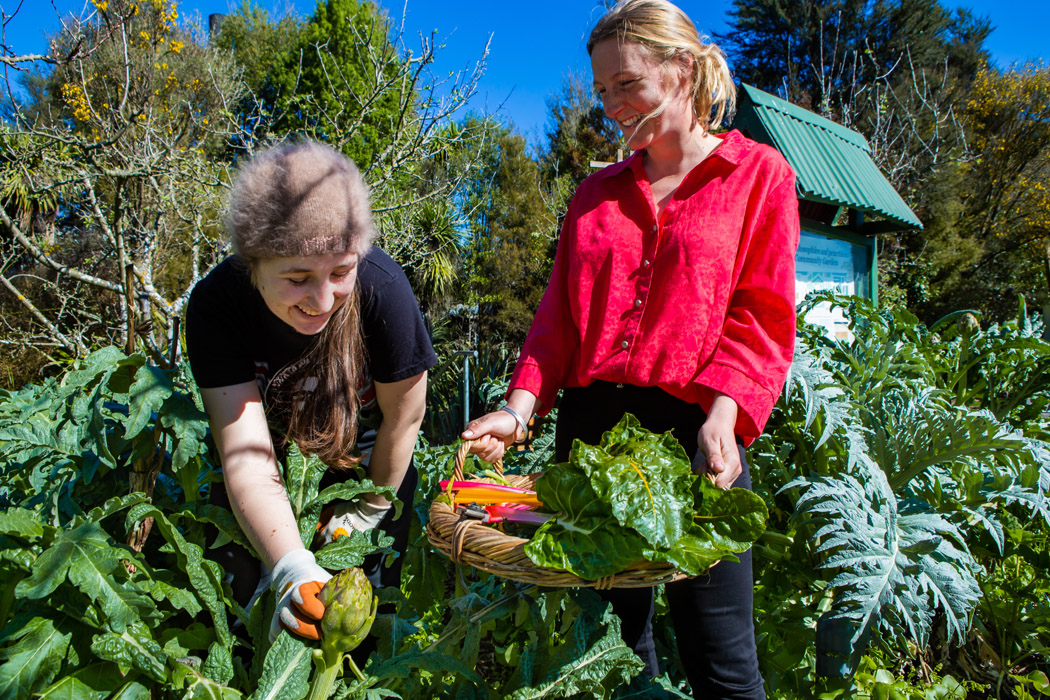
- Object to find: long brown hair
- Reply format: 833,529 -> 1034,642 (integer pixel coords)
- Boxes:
282,286 -> 365,469
226,140 -> 375,469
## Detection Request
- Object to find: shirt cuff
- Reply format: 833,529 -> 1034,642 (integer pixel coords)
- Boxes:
508,360 -> 558,417
695,362 -> 778,443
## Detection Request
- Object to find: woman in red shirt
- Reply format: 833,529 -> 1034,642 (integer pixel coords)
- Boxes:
462,1 -> 799,697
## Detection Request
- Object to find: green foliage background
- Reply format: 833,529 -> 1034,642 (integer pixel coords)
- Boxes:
1,294 -> 1049,698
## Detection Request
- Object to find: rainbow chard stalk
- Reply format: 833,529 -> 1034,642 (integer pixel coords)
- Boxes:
308,567 -> 378,700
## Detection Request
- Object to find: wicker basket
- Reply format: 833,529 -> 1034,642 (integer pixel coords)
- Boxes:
425,440 -> 688,589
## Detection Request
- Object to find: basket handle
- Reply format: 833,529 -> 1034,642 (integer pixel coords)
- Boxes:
452,439 -> 505,484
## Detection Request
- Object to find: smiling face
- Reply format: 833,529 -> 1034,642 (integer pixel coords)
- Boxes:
253,251 -> 360,335
590,38 -> 694,151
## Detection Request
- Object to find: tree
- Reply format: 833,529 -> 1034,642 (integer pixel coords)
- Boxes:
220,0 -> 490,287
719,0 -> 989,116
718,0 -> 996,319
718,0 -> 990,195
262,0 -> 405,170
466,123 -> 559,348
0,0 -> 493,385
210,1 -> 302,97
920,64 -> 1050,322
541,73 -> 621,199
0,0 -> 244,383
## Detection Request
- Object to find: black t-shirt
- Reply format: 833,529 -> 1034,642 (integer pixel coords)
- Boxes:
185,246 -> 436,444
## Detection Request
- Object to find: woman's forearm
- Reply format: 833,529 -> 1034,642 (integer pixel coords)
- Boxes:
364,372 -> 427,507
224,456 -> 304,569
201,383 -> 306,570
506,388 -> 541,421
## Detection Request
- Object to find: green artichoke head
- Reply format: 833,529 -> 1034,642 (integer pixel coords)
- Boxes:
318,567 -> 377,661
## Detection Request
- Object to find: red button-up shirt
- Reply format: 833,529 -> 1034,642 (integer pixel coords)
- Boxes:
508,130 -> 800,442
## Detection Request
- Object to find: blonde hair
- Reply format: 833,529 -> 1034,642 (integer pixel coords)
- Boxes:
587,0 -> 736,130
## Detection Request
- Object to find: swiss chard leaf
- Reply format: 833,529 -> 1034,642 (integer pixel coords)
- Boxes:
526,464 -> 648,579
652,479 -> 768,576
526,516 -> 647,580
574,414 -> 694,549
525,416 -> 766,579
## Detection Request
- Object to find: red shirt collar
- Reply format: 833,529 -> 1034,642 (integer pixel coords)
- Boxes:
597,129 -> 752,180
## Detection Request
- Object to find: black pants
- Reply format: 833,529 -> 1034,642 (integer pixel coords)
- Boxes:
556,382 -> 765,700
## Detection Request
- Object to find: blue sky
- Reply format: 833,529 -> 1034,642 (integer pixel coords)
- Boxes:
5,0 -> 1048,146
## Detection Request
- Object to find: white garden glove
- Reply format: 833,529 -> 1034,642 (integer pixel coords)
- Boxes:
316,499 -> 392,546
269,548 -> 332,642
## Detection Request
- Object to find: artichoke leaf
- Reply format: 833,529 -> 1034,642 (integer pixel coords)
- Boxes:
688,477 -> 768,551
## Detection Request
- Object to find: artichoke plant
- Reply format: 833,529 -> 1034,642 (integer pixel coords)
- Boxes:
308,567 -> 378,700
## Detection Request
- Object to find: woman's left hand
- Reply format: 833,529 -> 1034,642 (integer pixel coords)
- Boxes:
695,393 -> 741,489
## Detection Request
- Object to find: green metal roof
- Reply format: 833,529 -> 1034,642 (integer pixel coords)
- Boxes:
734,84 -> 922,232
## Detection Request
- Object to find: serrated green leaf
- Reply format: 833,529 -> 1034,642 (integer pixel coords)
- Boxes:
35,661 -> 123,700
147,578 -> 204,617
124,504 -> 232,683
0,508 -> 45,540
281,445 -> 327,546
502,604 -> 642,699
15,522 -> 155,633
125,365 -> 173,440
0,617 -> 72,700
177,503 -> 253,552
369,647 -> 484,687
91,621 -> 168,683
791,465 -> 981,676
161,622 -> 218,658
79,493 -> 151,527
159,396 -> 209,471
109,680 -> 150,700
60,348 -> 127,393
248,633 -> 312,700
171,658 -> 244,700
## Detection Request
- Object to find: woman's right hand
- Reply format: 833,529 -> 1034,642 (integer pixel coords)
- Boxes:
462,390 -> 540,463
269,548 -> 332,641
461,410 -> 519,463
